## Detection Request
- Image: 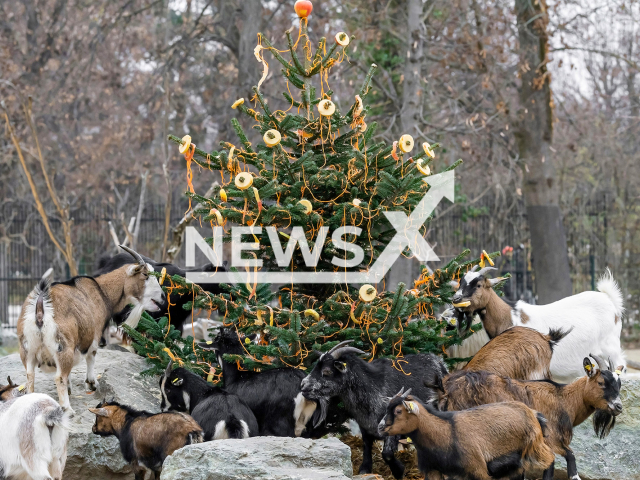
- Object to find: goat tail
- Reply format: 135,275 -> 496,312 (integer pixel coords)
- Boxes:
522,412 -> 555,472
35,404 -> 71,464
597,268 -> 625,319
186,430 -> 204,445
546,326 -> 573,352
33,278 -> 52,329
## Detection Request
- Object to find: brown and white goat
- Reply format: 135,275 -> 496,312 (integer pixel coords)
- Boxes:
464,326 -> 569,380
378,388 -> 555,480
17,246 -> 164,412
431,354 -> 623,480
0,376 -> 26,401
89,400 -> 204,480
451,266 -> 625,381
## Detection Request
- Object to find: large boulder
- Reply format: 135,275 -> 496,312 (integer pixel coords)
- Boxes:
160,436 -> 353,480
553,374 -> 640,480
0,348 -> 161,480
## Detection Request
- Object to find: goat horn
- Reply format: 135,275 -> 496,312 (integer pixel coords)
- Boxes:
393,387 -> 405,398
326,340 -> 354,356
119,245 -> 145,266
477,266 -> 497,278
608,357 -> 614,371
331,346 -> 368,359
589,353 -> 607,371
401,388 -> 412,399
470,264 -> 480,272
165,360 -> 173,377
7,376 -> 14,387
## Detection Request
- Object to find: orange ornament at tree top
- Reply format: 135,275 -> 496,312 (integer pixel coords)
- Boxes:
295,0 -> 313,18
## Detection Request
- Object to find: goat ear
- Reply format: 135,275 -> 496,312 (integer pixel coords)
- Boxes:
334,361 -> 347,373
126,264 -> 145,276
402,401 -> 419,415
172,377 -> 184,386
583,357 -> 597,378
88,407 -> 109,417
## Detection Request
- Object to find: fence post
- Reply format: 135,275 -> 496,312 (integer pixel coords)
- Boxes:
0,242 -> 7,342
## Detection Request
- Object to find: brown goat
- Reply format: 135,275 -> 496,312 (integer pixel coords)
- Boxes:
89,400 -> 203,480
0,376 -> 26,401
464,326 -> 569,380
432,354 -> 623,480
378,388 -> 554,480
17,246 -> 164,413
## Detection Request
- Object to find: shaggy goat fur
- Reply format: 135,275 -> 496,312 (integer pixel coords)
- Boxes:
0,393 -> 71,480
432,355 -> 623,480
463,326 -> 570,380
379,391 -> 554,480
89,400 -> 203,480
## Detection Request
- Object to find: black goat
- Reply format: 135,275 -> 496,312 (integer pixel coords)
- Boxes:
300,340 -> 448,479
159,362 -> 259,440
198,328 -> 320,437
94,252 -> 226,336
89,399 -> 203,480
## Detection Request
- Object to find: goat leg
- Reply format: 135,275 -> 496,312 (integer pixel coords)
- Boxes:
382,435 -> 405,479
564,449 -> 580,480
25,355 -> 36,394
358,429 -> 375,474
55,349 -> 75,414
85,346 -> 98,391
542,462 -> 554,480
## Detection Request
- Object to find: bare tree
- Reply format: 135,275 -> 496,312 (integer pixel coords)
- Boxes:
514,0 -> 572,302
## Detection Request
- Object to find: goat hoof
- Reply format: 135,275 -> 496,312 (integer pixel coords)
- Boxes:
86,381 -> 97,392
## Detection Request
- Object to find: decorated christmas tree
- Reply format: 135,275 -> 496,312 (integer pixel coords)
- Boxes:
126,1 -> 491,381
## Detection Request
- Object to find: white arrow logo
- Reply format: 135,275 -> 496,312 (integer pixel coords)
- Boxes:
186,170 -> 455,284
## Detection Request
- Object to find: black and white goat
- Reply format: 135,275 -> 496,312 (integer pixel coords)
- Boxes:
451,266 -> 625,381
94,253 -> 226,334
300,340 -> 448,479
0,392 -> 71,480
18,246 -> 165,412
198,328 -> 318,437
159,362 -> 259,440
89,399 -> 203,480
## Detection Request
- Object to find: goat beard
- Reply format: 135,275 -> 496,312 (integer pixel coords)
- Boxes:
311,397 -> 329,428
593,409 -> 616,439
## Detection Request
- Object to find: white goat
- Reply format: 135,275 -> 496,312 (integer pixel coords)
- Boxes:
0,393 -> 71,480
451,266 -> 625,382
17,246 -> 164,412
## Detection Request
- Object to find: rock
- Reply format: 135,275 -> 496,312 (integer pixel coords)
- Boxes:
552,374 -> 640,480
160,436 -> 353,480
0,349 -> 161,480
353,475 -> 384,480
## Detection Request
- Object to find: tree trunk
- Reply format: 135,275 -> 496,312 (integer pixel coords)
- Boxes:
238,0 -> 262,98
515,0 -> 572,303
387,0 -> 425,290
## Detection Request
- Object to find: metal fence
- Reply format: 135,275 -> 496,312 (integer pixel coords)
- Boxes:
2,195 -> 633,336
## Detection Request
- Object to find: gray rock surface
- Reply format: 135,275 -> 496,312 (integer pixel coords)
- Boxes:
0,349 -> 161,480
552,374 -> 640,480
160,436 -> 353,480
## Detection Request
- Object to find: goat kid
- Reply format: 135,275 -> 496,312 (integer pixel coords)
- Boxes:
0,393 -> 71,480
160,362 -> 259,440
18,246 -> 164,412
199,328 -> 318,437
464,326 -> 570,380
301,341 -> 448,479
431,354 -> 623,480
0,376 -> 26,401
451,266 -> 625,381
89,400 -> 203,480
379,388 -> 555,480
